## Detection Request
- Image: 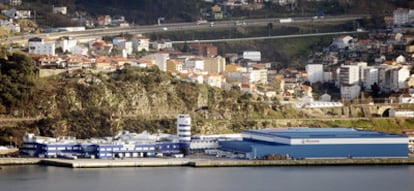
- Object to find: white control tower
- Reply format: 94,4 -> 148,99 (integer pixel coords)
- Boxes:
177,114 -> 191,143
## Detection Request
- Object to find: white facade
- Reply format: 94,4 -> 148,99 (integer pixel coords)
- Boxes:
331,35 -> 353,50
391,66 -> 410,92
28,38 -> 56,56
113,37 -> 133,55
53,6 -> 67,15
143,53 -> 169,72
248,68 -> 268,84
150,40 -> 172,50
393,8 -> 409,26
305,64 -> 323,84
363,67 -> 379,92
204,75 -> 223,88
177,114 -> 191,143
185,58 -> 205,71
56,37 -> 77,53
340,84 -> 361,100
339,65 -> 360,85
132,36 -> 150,52
389,109 -> 414,118
242,51 -> 261,61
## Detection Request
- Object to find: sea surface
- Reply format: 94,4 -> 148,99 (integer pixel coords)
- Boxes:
1,165 -> 414,191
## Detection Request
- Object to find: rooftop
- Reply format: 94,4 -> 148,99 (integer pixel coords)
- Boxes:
244,128 -> 406,139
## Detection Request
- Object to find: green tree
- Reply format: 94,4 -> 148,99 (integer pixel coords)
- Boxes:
0,50 -> 36,115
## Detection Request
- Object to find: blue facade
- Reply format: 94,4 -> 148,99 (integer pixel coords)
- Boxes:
220,141 -> 409,159
219,128 -> 409,159
21,142 -> 185,159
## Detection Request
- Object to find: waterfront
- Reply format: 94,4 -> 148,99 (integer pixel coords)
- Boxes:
1,165 -> 414,191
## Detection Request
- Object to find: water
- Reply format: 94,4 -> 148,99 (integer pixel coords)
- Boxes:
1,165 -> 414,191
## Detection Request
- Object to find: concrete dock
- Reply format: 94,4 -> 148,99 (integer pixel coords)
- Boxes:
2,158 -> 414,168
0,158 -> 40,166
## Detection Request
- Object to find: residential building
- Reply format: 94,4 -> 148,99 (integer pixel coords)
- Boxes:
97,15 -> 111,26
53,6 -> 67,15
211,5 -> 224,20
242,51 -> 261,62
393,8 -> 411,26
132,35 -> 150,52
204,56 -> 226,74
144,53 -> 169,72
28,37 -> 56,56
1,0 -> 22,6
113,37 -> 133,55
167,59 -> 184,73
362,67 -> 379,92
225,64 -> 245,72
89,39 -> 113,56
0,19 -> 20,33
189,43 -> 218,57
331,35 -> 354,50
390,66 -> 411,92
305,64 -> 323,84
247,67 -> 268,84
150,39 -> 173,50
339,65 -> 360,85
184,58 -> 205,71
340,84 -> 361,100
55,36 -> 77,54
204,74 -> 224,88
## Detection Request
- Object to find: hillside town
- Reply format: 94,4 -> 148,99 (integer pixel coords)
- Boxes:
1,2 -> 414,119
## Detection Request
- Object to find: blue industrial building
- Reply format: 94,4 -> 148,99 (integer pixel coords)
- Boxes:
219,128 -> 409,159
20,132 -> 186,159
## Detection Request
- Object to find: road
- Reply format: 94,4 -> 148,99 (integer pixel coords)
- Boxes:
1,14 -> 369,44
172,31 -> 368,44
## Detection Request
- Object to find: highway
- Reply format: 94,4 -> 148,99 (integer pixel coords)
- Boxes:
2,14 -> 369,44
172,30 -> 368,44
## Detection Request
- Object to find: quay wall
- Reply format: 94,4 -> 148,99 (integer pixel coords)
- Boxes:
2,158 -> 414,168
0,158 -> 40,165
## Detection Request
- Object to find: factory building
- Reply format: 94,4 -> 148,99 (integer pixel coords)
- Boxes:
20,114 -> 240,159
20,131 -> 184,159
219,128 -> 409,159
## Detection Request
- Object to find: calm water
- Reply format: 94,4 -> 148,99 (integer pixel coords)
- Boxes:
1,165 -> 414,191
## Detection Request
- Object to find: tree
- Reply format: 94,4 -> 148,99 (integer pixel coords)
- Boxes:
267,22 -> 273,36
0,50 -> 36,115
370,82 -> 380,98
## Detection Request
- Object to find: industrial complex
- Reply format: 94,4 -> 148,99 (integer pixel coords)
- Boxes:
220,128 -> 409,159
20,114 -> 410,160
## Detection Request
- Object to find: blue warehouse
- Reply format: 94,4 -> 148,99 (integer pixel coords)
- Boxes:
219,128 -> 409,159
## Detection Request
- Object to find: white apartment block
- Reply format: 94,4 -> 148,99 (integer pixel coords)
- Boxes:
55,36 -> 77,53
393,8 -> 414,26
379,65 -> 411,93
143,53 -> 169,72
362,67 -> 379,92
340,84 -> 361,100
185,58 -> 205,71
339,65 -> 360,85
305,64 -> 323,84
28,37 -> 56,56
132,35 -> 150,52
391,66 -> 410,92
113,37 -> 133,55
247,68 -> 268,84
